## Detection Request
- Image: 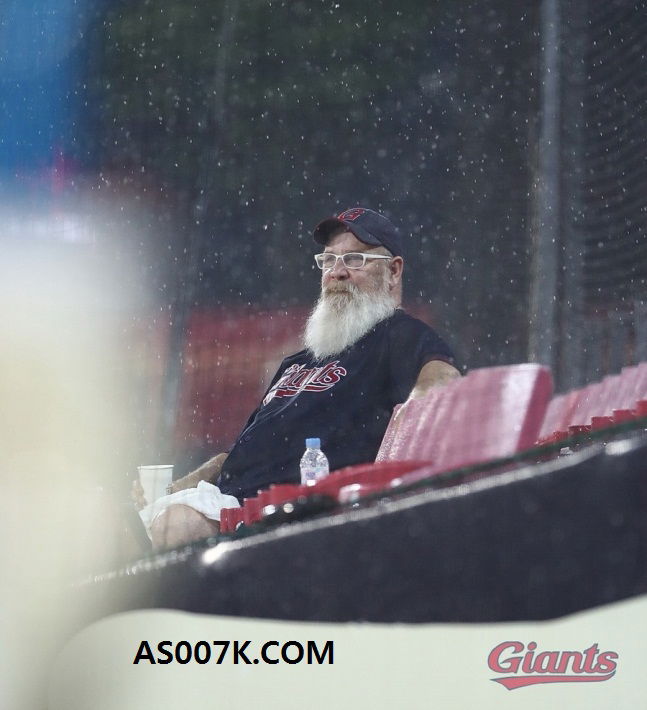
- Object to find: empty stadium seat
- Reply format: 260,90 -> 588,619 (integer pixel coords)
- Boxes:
536,361 -> 647,444
378,363 -> 553,469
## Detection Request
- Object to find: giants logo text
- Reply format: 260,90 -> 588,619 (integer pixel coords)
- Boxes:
488,641 -> 618,690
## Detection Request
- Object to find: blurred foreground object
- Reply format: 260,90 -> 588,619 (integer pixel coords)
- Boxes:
0,234 -> 137,708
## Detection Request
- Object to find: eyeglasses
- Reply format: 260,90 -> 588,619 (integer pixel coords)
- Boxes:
314,252 -> 392,270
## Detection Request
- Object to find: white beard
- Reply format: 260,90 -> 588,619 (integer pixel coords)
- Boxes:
303,278 -> 397,360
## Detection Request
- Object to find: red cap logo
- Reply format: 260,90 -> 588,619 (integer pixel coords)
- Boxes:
338,208 -> 366,222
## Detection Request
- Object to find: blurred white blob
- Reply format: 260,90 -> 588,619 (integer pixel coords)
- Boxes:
0,208 -> 139,709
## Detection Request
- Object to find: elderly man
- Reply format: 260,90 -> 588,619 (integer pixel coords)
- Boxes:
147,207 -> 460,548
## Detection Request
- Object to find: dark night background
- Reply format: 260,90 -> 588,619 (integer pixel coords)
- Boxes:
1,0 -> 645,470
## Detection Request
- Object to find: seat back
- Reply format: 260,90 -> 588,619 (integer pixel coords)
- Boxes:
377,363 -> 553,472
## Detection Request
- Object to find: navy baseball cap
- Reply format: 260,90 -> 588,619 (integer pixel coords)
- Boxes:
313,207 -> 403,257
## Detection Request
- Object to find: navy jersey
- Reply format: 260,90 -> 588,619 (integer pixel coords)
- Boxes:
217,310 -> 457,500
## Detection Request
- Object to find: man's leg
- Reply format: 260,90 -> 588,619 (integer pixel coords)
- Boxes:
150,504 -> 220,551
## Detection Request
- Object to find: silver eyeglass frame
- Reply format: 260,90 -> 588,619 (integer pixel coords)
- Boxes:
314,252 -> 392,270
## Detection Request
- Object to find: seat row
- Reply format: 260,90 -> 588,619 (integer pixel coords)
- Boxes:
220,362 -> 647,533
537,363 -> 647,444
220,363 -> 553,532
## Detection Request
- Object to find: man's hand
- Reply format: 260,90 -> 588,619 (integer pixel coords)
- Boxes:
130,478 -> 147,510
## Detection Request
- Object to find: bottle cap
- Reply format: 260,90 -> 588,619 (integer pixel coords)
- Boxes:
305,437 -> 320,448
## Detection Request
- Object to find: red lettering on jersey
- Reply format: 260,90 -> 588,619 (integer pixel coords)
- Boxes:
262,361 -> 347,405
306,361 -> 346,388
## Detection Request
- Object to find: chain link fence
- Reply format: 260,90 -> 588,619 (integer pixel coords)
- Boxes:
537,0 -> 647,389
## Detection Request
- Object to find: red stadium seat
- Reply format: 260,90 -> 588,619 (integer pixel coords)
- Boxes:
220,506 -> 244,533
538,388 -> 582,440
379,364 -> 552,471
308,460 -> 429,498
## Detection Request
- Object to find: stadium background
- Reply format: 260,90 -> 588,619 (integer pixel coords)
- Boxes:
1,0 -> 645,479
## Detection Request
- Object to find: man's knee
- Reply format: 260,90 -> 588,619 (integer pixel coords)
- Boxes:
150,504 -> 220,551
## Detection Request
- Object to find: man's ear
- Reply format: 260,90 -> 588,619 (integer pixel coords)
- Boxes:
389,256 -> 404,283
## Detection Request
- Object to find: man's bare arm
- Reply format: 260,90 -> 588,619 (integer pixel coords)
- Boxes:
407,360 -> 461,401
169,452 -> 229,493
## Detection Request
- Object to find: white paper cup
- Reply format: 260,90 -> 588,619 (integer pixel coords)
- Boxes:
137,464 -> 174,505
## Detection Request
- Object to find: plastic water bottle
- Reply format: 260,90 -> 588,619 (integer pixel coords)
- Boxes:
300,437 -> 329,486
